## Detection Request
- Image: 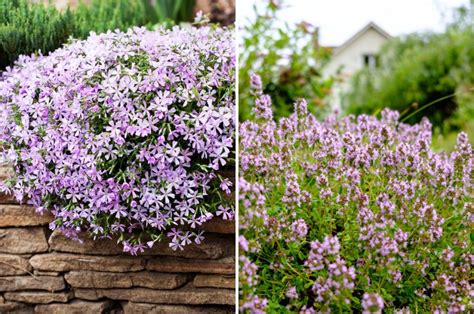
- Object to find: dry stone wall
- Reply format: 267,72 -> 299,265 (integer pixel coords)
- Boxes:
0,165 -> 235,313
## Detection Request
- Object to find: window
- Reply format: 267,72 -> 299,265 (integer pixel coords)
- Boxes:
363,54 -> 377,68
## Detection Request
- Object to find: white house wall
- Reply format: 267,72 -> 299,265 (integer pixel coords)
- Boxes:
324,27 -> 389,110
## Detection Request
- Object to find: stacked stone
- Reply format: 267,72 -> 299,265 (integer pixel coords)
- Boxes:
0,165 -> 235,313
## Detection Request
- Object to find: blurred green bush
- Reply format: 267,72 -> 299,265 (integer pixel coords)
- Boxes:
141,0 -> 196,27
0,0 -> 196,71
239,0 -> 334,121
73,0 -> 148,39
343,6 -> 474,148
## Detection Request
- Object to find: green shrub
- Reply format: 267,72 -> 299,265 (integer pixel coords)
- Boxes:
73,0 -> 148,39
0,0 -> 74,70
239,0 -> 333,121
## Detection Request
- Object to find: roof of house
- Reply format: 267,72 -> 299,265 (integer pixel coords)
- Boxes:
332,22 -> 392,56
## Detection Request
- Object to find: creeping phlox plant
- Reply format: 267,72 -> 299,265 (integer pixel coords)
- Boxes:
239,74 -> 473,313
0,24 -> 235,254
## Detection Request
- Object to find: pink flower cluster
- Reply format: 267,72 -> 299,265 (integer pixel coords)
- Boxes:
0,25 -> 235,254
239,75 -> 473,312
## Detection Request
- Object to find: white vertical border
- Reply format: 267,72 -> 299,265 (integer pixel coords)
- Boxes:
234,0 -> 240,310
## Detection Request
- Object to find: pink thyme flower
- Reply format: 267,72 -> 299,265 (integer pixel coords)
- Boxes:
362,293 -> 384,314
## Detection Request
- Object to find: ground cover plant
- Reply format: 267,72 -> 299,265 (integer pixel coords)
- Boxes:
0,22 -> 235,254
239,75 -> 473,313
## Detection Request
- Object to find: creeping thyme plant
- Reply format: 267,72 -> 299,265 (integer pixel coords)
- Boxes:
239,74 -> 473,313
0,23 -> 235,255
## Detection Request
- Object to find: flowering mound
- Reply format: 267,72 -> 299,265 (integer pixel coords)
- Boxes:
239,75 -> 473,313
0,25 -> 235,254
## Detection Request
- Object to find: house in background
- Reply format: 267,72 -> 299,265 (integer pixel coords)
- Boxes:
323,22 -> 391,110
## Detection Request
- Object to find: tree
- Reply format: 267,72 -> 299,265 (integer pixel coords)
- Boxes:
239,0 -> 333,121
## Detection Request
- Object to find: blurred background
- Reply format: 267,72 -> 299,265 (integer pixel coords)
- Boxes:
238,0 -> 473,152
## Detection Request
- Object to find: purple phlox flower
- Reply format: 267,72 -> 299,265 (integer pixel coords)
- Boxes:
0,25 -> 234,255
216,205 -> 234,220
194,230 -> 205,244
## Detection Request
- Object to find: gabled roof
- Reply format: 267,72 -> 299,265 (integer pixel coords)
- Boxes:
333,22 -> 391,56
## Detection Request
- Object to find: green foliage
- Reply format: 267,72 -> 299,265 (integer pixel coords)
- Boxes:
343,6 -> 474,139
0,0 -> 197,71
141,0 -> 196,25
239,0 -> 333,121
0,0 -> 74,70
73,0 -> 148,39
74,0 -> 197,39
